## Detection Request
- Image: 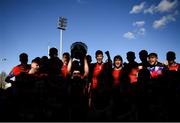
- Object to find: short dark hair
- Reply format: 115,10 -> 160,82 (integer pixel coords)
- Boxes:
95,50 -> 103,57
166,51 -> 176,61
86,55 -> 92,63
139,50 -> 148,56
49,47 -> 58,57
114,55 -> 123,62
32,57 -> 41,65
127,51 -> 136,60
19,53 -> 28,63
148,53 -> 158,58
63,52 -> 70,57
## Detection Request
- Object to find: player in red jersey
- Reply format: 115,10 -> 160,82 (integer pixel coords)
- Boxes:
61,52 -> 70,78
123,51 -> 139,84
91,50 -> 105,90
88,50 -> 112,120
5,53 -> 31,83
166,51 -> 180,72
112,55 -> 123,87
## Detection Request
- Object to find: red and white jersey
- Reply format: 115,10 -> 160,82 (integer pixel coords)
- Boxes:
147,62 -> 165,79
8,64 -> 31,78
167,63 -> 180,71
129,67 -> 139,84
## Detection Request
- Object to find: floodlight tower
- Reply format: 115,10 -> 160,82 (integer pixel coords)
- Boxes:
57,17 -> 67,59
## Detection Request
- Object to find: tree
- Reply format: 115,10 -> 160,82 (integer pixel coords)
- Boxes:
0,71 -> 7,89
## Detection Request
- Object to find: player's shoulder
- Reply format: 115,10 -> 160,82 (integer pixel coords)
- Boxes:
12,64 -> 21,70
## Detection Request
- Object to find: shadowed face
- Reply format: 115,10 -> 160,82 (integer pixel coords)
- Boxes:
20,53 -> 28,64
168,60 -> 174,65
114,58 -> 122,68
72,70 -> 81,80
149,56 -> 158,65
96,54 -> 103,64
31,62 -> 39,69
63,55 -> 69,65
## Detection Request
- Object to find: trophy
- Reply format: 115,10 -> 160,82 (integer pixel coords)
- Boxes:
70,42 -> 88,60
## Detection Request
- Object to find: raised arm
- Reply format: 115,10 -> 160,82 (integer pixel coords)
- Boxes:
82,56 -> 89,78
67,58 -> 73,75
5,71 -> 15,83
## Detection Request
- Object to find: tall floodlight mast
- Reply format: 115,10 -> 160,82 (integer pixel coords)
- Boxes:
57,17 -> 67,59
